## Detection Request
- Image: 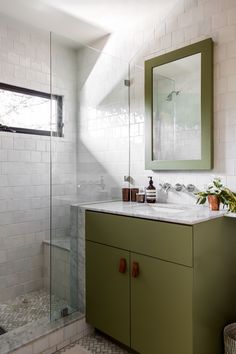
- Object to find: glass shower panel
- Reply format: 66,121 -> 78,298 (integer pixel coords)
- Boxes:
0,13 -> 51,335
50,34 -> 130,320
50,33 -> 79,320
76,45 -> 130,316
77,46 -> 130,203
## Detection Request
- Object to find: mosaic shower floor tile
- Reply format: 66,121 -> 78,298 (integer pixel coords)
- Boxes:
55,332 -> 133,354
0,289 -> 68,332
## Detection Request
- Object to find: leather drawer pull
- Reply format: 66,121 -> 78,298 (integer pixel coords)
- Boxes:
132,262 -> 139,278
119,258 -> 127,273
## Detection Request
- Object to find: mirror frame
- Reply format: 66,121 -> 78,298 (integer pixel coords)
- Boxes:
145,38 -> 213,170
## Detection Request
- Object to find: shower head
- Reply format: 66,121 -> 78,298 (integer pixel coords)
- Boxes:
166,90 -> 181,101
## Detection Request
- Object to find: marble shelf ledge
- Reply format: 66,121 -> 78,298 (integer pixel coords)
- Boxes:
76,200 -> 226,225
43,239 -> 70,251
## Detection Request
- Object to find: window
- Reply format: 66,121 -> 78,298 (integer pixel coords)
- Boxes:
0,83 -> 63,136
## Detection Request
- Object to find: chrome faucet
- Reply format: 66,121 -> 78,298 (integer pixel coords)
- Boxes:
159,182 -> 172,192
160,182 -> 197,193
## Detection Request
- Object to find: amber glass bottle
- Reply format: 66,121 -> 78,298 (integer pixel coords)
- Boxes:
146,176 -> 156,203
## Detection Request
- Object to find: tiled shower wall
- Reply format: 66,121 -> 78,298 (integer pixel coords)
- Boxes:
77,0 -> 236,204
0,16 -> 77,301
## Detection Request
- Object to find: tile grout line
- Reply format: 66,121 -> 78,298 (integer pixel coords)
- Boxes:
54,333 -> 132,354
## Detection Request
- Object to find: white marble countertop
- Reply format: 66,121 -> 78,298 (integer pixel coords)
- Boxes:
224,212 -> 236,218
78,200 -> 227,225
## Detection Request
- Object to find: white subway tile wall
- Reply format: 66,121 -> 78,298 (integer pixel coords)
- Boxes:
128,0 -> 236,200
0,16 -> 77,302
76,0 -> 236,206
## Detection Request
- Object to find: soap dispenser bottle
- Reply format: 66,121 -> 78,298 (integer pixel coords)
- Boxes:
146,176 -> 156,203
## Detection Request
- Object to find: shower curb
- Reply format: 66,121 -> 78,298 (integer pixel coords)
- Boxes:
0,313 -> 92,354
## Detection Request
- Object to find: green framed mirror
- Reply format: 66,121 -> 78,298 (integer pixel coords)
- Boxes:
145,38 -> 213,170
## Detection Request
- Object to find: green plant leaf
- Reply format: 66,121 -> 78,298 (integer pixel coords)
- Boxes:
199,197 -> 206,204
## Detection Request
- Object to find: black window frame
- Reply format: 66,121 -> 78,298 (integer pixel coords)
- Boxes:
0,82 -> 63,137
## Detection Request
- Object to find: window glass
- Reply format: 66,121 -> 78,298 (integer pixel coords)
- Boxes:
0,84 -> 63,136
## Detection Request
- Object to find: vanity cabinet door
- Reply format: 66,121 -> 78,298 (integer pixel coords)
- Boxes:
86,241 -> 130,346
130,253 -> 193,354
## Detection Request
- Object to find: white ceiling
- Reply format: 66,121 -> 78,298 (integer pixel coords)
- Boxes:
41,0 -> 176,32
0,0 -> 177,45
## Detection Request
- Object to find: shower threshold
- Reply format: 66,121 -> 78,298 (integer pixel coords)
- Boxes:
0,309 -> 83,354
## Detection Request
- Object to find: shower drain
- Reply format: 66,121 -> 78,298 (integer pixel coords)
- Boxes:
0,326 -> 7,335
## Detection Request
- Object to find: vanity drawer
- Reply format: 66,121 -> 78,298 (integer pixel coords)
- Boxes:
86,211 -> 193,267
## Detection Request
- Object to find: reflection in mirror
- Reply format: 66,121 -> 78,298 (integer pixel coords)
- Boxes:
153,53 -> 201,161
145,38 -> 213,171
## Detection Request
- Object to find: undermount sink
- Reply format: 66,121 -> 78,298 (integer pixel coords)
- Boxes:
149,204 -> 188,213
152,205 -> 186,213
133,202 -> 194,214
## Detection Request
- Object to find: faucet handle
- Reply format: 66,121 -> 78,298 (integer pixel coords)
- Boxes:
186,184 -> 196,193
174,183 -> 184,192
164,183 -> 171,191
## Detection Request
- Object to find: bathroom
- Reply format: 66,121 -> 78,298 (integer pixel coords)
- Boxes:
0,0 -> 236,353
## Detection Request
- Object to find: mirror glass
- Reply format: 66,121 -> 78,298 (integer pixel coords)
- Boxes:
145,38 -> 213,170
152,53 -> 201,161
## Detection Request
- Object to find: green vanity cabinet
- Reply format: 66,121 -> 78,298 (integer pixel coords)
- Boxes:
86,241 -> 130,346
85,211 -> 236,354
130,253 -> 193,354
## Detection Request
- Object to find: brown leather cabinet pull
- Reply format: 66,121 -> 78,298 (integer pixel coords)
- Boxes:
132,262 -> 139,278
119,258 -> 127,273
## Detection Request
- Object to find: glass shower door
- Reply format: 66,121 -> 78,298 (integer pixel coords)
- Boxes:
50,34 -> 130,320
50,33 -> 79,320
